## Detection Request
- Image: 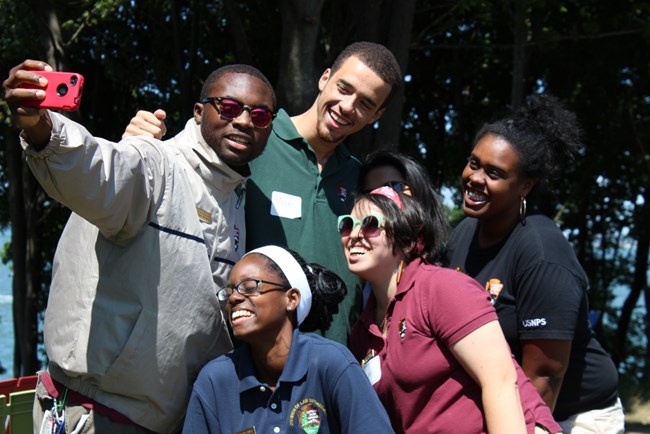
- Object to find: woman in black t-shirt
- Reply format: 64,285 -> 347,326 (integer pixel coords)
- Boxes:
446,94 -> 624,433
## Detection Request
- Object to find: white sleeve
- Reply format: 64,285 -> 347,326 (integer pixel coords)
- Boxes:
22,112 -> 167,241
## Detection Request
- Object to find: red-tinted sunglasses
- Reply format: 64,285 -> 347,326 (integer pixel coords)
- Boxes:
201,96 -> 276,128
337,214 -> 385,238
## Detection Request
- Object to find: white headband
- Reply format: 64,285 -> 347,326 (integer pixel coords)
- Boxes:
244,245 -> 312,326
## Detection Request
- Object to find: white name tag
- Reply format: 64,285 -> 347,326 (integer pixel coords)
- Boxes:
270,191 -> 302,219
362,355 -> 382,385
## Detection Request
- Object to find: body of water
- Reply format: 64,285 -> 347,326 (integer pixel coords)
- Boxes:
0,230 -> 14,380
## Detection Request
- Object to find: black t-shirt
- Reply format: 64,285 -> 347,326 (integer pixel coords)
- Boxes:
447,214 -> 618,420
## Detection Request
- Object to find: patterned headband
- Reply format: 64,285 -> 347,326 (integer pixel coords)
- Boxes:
370,186 -> 403,209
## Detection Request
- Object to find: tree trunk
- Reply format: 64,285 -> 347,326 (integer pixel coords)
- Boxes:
22,161 -> 41,375
277,0 -> 326,114
511,0 -> 527,110
224,0 -> 253,64
614,199 -> 649,367
9,0 -> 66,376
637,198 -> 650,386
375,0 -> 415,150
171,0 -> 196,114
6,131 -> 28,377
347,0 -> 415,158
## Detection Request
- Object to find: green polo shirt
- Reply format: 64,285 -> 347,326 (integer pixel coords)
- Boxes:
246,109 -> 361,345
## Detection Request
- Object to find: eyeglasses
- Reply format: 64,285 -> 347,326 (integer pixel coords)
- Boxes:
200,96 -> 276,129
362,180 -> 408,194
337,214 -> 385,238
217,278 -> 291,301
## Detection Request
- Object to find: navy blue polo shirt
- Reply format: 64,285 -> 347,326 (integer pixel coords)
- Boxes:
182,330 -> 394,434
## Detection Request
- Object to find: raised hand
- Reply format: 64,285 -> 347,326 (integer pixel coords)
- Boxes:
123,109 -> 167,139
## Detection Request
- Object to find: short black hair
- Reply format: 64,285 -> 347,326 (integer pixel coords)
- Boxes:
200,64 -> 277,109
330,41 -> 402,109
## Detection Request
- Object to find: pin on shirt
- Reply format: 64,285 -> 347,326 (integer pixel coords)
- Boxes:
337,185 -> 349,203
196,207 -> 212,224
398,319 -> 407,339
485,278 -> 504,304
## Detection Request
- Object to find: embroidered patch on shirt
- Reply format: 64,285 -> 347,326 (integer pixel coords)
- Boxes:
196,207 -> 212,224
337,185 -> 349,202
484,278 -> 504,304
398,319 -> 407,340
234,224 -> 240,251
290,398 -> 327,434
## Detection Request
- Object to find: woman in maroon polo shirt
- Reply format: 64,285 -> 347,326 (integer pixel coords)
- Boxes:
341,186 -> 560,434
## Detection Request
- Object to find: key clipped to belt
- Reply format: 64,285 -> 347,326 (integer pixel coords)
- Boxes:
39,407 -> 65,434
40,389 -> 67,434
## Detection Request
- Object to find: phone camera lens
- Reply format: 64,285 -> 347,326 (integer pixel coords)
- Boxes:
56,83 -> 69,97
70,75 -> 78,86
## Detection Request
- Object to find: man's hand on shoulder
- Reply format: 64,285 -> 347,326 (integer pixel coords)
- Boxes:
123,109 -> 167,140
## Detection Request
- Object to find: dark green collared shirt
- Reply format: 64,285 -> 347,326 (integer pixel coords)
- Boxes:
246,109 -> 361,344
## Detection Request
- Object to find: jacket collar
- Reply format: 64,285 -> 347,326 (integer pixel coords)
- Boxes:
172,119 -> 249,192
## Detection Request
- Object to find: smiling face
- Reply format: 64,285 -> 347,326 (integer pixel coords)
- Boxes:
224,254 -> 297,344
341,199 -> 403,284
194,72 -> 275,174
313,56 -> 391,145
462,134 -> 535,225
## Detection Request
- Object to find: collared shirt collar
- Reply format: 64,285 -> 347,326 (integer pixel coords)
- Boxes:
394,258 -> 421,297
236,328 -> 309,394
271,109 -> 355,173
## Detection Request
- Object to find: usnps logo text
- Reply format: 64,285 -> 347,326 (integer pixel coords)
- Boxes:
521,318 -> 547,327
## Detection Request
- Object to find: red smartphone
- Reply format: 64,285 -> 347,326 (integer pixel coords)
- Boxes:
21,71 -> 85,111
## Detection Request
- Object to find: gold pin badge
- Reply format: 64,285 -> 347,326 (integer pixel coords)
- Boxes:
196,207 -> 212,224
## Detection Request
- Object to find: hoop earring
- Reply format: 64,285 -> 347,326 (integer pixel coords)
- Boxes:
396,260 -> 405,284
519,196 -> 527,225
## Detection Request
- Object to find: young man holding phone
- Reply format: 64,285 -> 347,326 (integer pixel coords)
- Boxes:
3,59 -> 276,433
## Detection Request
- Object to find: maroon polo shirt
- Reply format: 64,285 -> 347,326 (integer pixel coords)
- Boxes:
350,259 -> 560,434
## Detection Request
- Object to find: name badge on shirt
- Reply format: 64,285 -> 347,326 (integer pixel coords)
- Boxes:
362,354 -> 382,385
235,428 -> 256,434
270,191 -> 302,219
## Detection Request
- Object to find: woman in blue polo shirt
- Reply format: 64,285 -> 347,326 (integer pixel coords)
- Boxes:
183,245 -> 394,434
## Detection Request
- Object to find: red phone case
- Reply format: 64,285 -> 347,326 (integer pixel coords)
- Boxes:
22,71 -> 85,111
